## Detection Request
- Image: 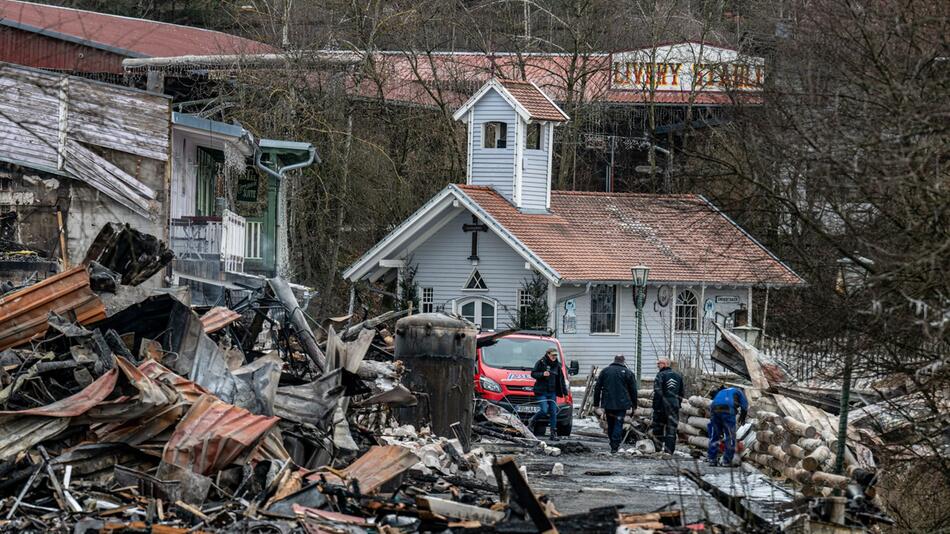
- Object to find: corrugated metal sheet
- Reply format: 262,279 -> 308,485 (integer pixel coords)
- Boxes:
0,365 -> 117,417
162,394 -> 279,475
0,265 -> 106,351
272,369 -> 342,427
88,357 -> 184,446
0,26 -> 126,73
138,359 -> 211,405
307,445 -> 419,493
0,366 -> 118,460
200,306 -> 242,334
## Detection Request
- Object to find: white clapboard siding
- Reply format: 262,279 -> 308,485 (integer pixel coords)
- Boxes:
555,285 -> 749,377
410,210 -> 533,326
520,122 -> 551,211
468,88 -> 516,200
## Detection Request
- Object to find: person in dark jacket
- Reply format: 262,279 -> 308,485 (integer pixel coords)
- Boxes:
528,348 -> 568,440
593,354 -> 638,453
651,358 -> 685,454
707,385 -> 749,466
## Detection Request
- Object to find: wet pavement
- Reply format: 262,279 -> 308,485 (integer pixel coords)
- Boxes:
512,417 -> 796,527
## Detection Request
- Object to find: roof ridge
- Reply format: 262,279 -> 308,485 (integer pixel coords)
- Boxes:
551,190 -> 699,199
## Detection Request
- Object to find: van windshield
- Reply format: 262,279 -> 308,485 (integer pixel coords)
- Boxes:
481,337 -> 559,370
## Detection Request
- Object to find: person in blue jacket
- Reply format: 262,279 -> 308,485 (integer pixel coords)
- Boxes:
707,385 -> 749,466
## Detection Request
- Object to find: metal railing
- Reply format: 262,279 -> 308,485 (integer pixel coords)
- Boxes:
170,209 -> 246,274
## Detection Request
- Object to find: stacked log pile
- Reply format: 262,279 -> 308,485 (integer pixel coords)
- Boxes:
745,400 -> 862,496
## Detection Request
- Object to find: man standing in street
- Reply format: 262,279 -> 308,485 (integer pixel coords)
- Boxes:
707,385 -> 749,466
652,358 -> 685,454
529,348 -> 567,441
593,354 -> 638,453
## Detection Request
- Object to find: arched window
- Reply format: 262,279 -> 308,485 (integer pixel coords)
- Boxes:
483,122 -> 507,148
675,290 -> 698,332
459,298 -> 496,331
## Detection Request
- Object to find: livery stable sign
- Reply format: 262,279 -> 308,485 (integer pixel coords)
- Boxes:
611,42 -> 764,93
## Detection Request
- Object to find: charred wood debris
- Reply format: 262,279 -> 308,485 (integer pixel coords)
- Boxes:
0,224 -> 681,534
0,224 -> 901,533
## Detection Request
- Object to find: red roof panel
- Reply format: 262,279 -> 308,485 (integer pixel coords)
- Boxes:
457,185 -> 801,286
0,0 -> 275,58
350,52 -> 759,109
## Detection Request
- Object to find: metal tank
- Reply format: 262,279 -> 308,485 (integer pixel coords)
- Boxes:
394,313 -> 476,441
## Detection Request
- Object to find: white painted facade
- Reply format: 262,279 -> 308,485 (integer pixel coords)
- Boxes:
553,284 -> 748,377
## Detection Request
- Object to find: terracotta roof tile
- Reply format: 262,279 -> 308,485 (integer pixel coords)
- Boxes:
498,79 -> 568,121
457,185 -> 801,286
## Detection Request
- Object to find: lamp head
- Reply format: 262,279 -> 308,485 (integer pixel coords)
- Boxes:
631,265 -> 649,287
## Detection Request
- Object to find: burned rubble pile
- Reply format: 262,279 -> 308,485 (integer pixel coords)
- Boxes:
0,227 -> 625,534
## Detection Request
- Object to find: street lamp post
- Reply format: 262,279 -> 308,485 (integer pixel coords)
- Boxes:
631,265 -> 650,385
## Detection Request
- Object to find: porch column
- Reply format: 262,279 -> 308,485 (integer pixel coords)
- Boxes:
748,286 -> 754,326
669,285 -> 677,360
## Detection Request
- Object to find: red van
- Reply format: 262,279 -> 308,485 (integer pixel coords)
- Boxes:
474,331 -> 579,436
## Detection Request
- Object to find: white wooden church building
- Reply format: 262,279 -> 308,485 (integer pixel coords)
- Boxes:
344,79 -> 802,375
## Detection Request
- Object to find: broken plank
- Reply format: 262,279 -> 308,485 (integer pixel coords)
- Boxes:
495,456 -> 557,534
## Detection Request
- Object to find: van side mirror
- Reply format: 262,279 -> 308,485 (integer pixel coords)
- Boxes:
568,360 -> 580,376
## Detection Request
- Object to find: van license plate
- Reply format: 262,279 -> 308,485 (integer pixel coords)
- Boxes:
516,405 -> 539,413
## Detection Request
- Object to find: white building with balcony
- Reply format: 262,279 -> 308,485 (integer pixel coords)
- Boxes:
170,114 -> 317,304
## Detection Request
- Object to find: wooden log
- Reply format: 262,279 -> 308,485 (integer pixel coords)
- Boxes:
751,455 -> 781,475
756,430 -> 780,446
679,404 -> 705,418
688,395 -> 711,410
782,416 -> 817,439
687,416 -> 711,429
678,423 -> 703,436
752,441 -> 771,454
634,407 -> 652,418
803,445 -> 834,472
843,447 -> 858,467
798,438 -> 824,452
624,522 -> 665,530
753,410 -> 783,425
637,388 -> 652,399
637,397 -> 652,408
767,444 -> 791,465
785,443 -> 807,460
619,512 -> 660,524
811,471 -> 850,490
687,436 -> 710,449
782,467 -> 813,485
800,485 -> 818,498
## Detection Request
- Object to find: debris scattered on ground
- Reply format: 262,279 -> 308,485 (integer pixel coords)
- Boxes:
0,225 -> 898,532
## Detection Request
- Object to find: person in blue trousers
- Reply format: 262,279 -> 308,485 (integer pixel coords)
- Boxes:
528,348 -> 567,441
707,386 -> 749,466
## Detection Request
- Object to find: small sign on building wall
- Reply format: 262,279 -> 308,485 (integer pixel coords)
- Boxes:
237,175 -> 260,203
716,295 -> 740,304
562,299 -> 577,334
